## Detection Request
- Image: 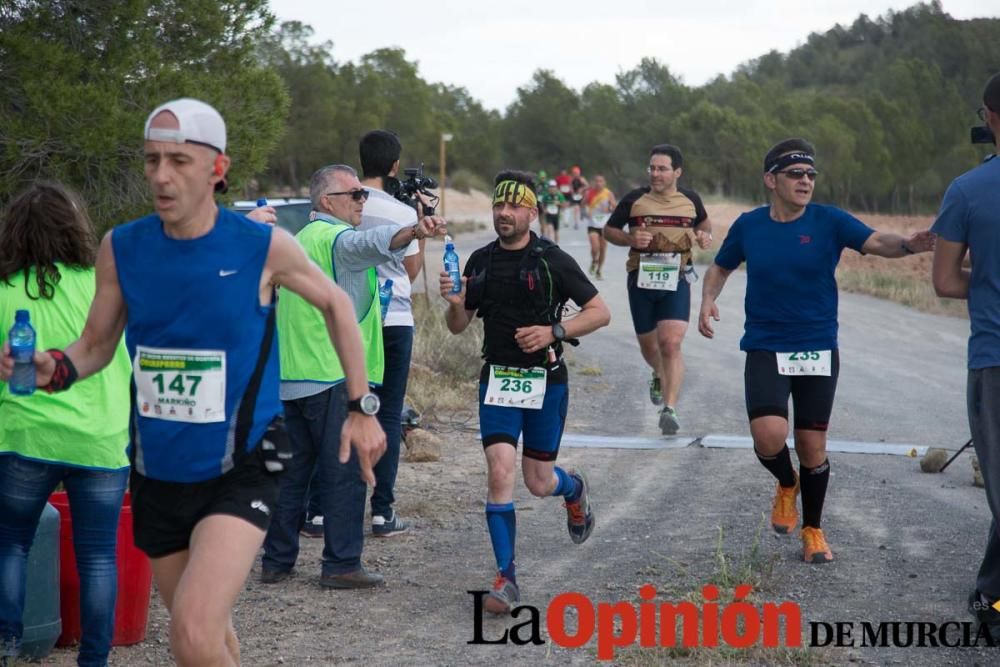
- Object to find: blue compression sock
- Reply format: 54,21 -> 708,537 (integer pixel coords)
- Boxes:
485,502 -> 516,583
552,466 -> 582,502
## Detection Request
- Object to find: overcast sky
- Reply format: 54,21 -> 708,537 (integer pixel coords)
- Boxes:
269,0 -> 996,111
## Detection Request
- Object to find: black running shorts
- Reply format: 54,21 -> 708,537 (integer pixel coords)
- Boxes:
743,349 -> 840,431
131,444 -> 280,558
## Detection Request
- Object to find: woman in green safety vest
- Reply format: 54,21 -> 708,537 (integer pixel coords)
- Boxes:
0,182 -> 132,667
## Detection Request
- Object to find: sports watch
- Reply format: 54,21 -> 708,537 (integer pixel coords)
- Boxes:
347,392 -> 381,416
551,322 -> 566,342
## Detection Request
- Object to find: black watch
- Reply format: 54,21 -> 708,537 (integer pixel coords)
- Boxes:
551,322 -> 566,342
347,392 -> 380,416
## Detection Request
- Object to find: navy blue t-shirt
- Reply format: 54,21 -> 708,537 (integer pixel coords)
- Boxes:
930,156 -> 1000,370
714,204 -> 874,352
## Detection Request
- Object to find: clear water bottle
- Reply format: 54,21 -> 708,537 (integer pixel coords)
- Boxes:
8,309 -> 36,395
443,236 -> 462,294
378,279 -> 394,323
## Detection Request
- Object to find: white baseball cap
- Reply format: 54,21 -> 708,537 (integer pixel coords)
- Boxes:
144,98 -> 226,154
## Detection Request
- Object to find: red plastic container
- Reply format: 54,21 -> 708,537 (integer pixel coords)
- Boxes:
50,491 -> 153,647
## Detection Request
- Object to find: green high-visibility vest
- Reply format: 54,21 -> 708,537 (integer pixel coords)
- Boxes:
277,218 -> 384,384
0,265 -> 130,469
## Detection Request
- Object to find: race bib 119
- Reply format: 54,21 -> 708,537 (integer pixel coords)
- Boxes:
637,253 -> 682,291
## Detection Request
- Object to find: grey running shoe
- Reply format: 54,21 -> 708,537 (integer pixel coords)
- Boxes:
372,511 -> 410,537
648,373 -> 664,406
484,573 -> 520,615
659,406 -> 680,435
564,470 -> 595,545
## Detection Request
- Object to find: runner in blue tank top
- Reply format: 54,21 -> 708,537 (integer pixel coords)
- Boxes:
697,138 -> 934,565
0,98 -> 386,666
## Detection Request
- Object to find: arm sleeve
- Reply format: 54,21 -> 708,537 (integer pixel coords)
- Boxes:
333,224 -> 407,272
834,209 -> 876,253
713,217 -> 745,270
929,181 -> 968,244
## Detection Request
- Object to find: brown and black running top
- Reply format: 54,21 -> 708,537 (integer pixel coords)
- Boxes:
606,186 -> 708,272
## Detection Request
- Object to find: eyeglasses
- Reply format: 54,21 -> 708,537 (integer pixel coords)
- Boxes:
776,168 -> 818,181
325,189 -> 370,202
647,165 -> 674,174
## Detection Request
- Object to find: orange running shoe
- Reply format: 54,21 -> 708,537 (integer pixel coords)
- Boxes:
770,474 -> 799,534
801,526 -> 834,564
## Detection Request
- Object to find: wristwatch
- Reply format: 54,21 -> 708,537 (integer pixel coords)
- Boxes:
551,322 -> 566,342
347,392 -> 381,416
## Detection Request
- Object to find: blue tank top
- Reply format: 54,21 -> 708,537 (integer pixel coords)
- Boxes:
112,208 -> 282,482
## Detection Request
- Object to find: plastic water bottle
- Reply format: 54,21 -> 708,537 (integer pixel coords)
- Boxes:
8,309 -> 36,395
378,279 -> 394,323
443,236 -> 462,294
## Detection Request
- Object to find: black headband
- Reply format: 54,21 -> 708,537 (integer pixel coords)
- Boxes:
765,152 -> 815,173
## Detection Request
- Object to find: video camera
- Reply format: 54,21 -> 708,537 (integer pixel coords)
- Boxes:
390,163 -> 440,215
971,125 -> 995,145
972,107 -> 995,145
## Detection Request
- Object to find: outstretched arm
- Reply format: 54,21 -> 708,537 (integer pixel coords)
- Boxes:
265,227 -> 386,484
861,230 -> 935,258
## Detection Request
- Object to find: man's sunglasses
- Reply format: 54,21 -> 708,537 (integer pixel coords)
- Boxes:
326,189 -> 370,202
776,168 -> 818,181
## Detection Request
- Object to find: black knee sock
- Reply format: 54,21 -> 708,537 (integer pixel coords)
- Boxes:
755,444 -> 797,488
800,459 -> 830,528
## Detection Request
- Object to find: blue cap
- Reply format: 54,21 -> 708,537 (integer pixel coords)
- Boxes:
256,198 -> 268,207
15,309 -> 29,323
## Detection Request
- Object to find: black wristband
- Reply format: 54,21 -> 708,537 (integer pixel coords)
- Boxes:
902,241 -> 914,255
43,349 -> 79,393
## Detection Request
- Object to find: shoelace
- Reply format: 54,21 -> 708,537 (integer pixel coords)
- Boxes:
564,500 -> 585,523
803,528 -> 829,552
775,486 -> 797,516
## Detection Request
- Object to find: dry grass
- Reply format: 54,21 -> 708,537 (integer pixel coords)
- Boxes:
836,268 -> 967,317
405,295 -> 484,419
615,518 -> 824,666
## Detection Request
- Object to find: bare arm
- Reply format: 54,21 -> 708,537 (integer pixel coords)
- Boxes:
694,216 -> 714,249
698,264 -> 734,339
861,230 -> 935,258
265,227 -> 386,483
604,223 -> 652,250
403,239 -> 424,282
603,225 -> 632,247
3,233 -> 129,386
513,294 -> 611,355
439,271 -> 474,333
932,238 -> 970,299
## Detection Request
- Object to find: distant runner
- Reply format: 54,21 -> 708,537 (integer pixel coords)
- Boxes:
603,144 -> 712,435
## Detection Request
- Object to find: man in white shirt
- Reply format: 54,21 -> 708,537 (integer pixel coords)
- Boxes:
358,130 -> 424,536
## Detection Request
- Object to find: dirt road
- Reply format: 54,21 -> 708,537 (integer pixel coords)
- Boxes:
40,210 -> 995,666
